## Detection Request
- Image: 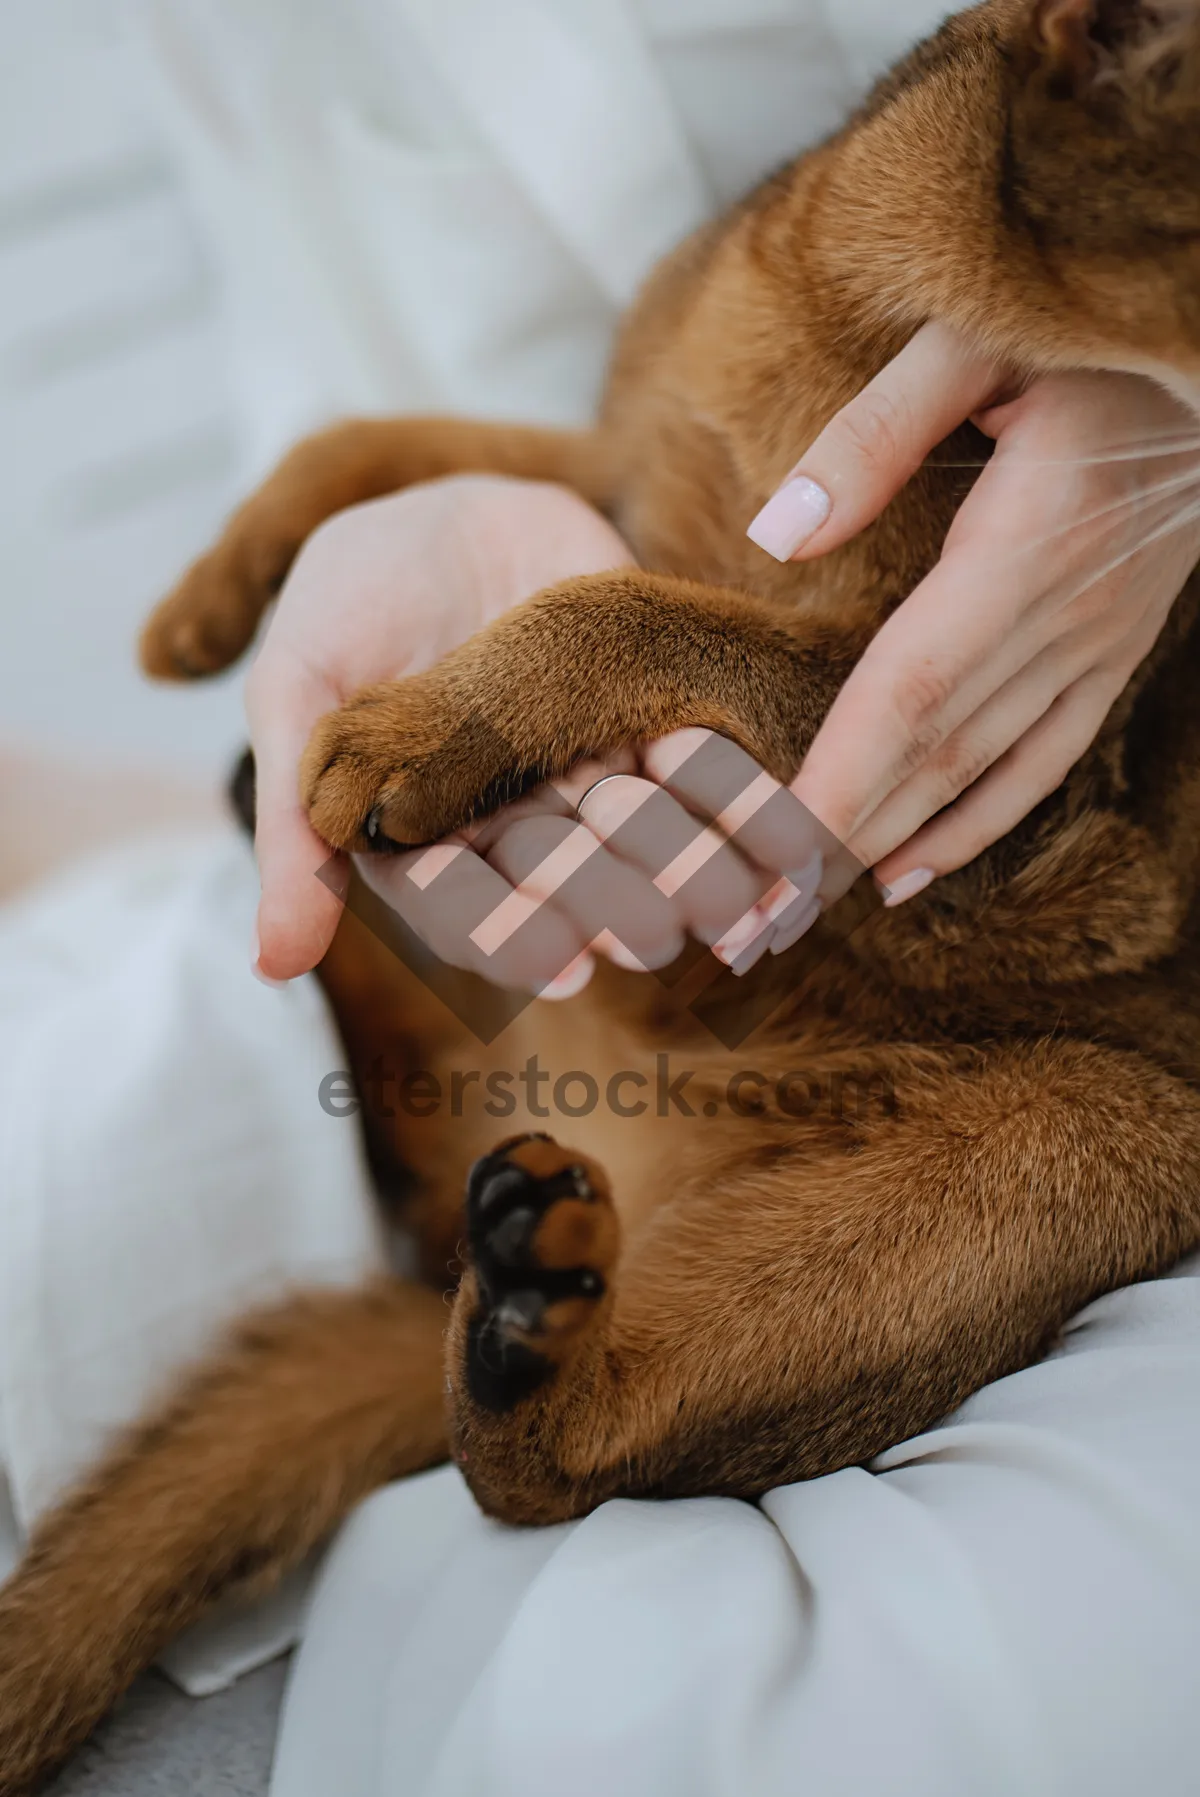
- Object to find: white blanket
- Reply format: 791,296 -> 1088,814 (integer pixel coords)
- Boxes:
0,830 -> 387,1693
133,0 -> 951,475
273,1261 -> 1200,1797
1,833 -> 1198,1792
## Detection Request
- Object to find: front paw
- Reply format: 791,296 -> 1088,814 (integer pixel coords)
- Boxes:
300,679 -> 537,851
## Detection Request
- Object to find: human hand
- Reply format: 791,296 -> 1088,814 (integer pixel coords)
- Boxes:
253,476 -> 832,999
747,322 -> 1200,904
248,476 -> 634,980
354,728 -> 835,999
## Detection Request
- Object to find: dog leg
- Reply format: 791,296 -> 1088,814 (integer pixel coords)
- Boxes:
140,418 -> 613,679
0,1280 -> 447,1795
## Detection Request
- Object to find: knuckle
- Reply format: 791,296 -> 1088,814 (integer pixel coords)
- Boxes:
926,732 -> 993,805
1063,575 -> 1119,632
896,662 -> 956,730
839,389 -> 909,478
886,660 -> 957,768
891,716 -> 946,782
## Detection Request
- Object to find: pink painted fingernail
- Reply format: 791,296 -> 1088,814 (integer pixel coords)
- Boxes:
762,851 -> 823,927
770,897 -> 821,955
746,476 -> 831,562
730,929 -> 774,977
250,929 -> 288,988
786,849 -> 824,897
713,907 -> 773,967
881,867 -> 935,908
539,953 -> 595,1001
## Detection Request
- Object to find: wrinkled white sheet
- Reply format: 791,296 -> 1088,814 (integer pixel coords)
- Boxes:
274,1260 -> 1200,1797
132,0 -> 950,474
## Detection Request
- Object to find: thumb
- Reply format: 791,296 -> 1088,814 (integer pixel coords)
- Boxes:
246,664 -> 349,981
746,320 -> 1006,563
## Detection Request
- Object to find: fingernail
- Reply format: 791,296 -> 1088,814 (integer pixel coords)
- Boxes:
786,849 -> 824,897
762,884 -> 796,926
539,953 -> 595,1001
712,908 -> 773,967
250,929 -> 288,988
770,897 -> 821,954
730,929 -> 774,977
746,476 -> 831,562
881,867 -> 935,908
762,851 -> 823,926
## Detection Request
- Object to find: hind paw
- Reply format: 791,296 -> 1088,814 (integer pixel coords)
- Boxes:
139,528 -> 296,681
461,1134 -> 618,1411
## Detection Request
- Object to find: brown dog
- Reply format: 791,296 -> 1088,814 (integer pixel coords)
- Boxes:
3,0 -> 1200,1787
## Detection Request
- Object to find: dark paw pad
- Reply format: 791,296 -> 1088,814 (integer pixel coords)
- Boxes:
462,1135 -> 615,1411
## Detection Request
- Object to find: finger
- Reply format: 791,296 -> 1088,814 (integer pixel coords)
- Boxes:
746,322 -> 1006,563
485,815 -> 685,970
460,749 -> 641,854
573,771 -> 770,953
790,535 -> 1058,846
873,665 -> 1126,894
356,839 -> 590,993
641,729 -> 833,878
458,783 -> 576,852
549,748 -> 641,809
642,728 -> 835,959
848,636 -> 1084,870
246,660 -> 348,981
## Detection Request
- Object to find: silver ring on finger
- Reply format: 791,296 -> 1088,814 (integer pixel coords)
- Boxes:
575,772 -> 640,825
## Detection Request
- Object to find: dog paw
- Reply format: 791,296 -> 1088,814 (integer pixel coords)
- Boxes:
299,680 -> 531,852
461,1134 -> 619,1410
139,528 -> 297,682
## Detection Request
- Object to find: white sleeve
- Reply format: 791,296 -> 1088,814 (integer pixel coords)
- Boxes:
272,1254 -> 1200,1797
124,0 -> 946,476
124,0 -> 705,471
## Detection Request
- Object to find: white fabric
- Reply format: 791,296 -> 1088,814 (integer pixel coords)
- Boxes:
2,0 -> 1193,1787
130,0 -> 948,475
0,831 -> 387,1692
273,1263 -> 1200,1797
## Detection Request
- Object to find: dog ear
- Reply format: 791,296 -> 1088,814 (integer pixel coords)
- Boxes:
1031,0 -> 1186,93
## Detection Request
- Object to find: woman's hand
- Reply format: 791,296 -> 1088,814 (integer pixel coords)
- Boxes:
250,480 -> 811,994
354,729 -> 829,998
255,330 -> 1200,996
748,323 -> 1200,905
249,475 -> 635,979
